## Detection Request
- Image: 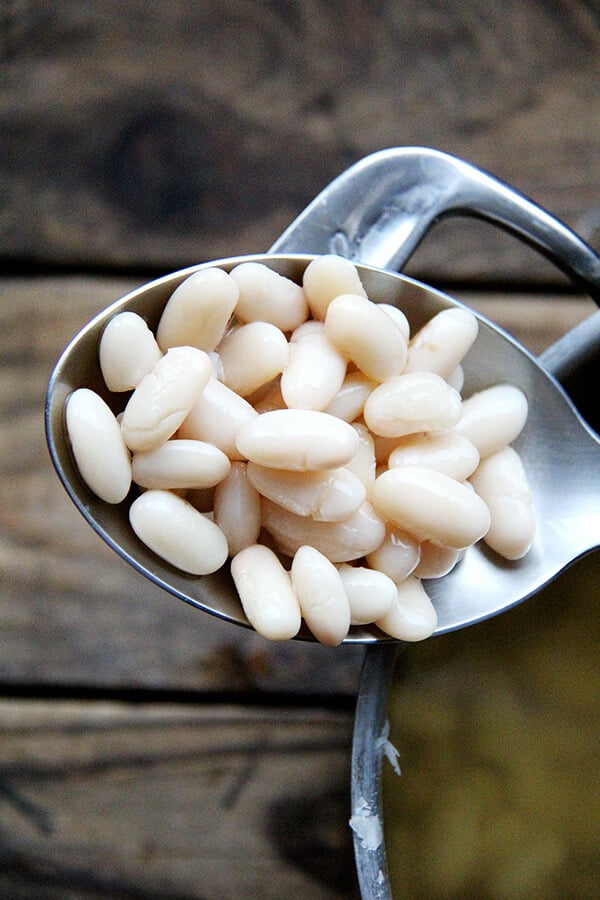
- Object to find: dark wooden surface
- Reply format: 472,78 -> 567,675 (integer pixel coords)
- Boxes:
1,1 -> 599,897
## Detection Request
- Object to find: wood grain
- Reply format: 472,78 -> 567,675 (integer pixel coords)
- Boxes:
1,0 -> 599,281
0,699 -> 358,898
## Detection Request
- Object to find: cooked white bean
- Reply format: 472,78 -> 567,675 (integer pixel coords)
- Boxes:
230,262 -> 309,332
231,544 -> 301,640
364,372 -> 462,438
453,384 -> 528,458
338,564 -> 396,625
345,423 -> 377,488
66,388 -> 132,504
365,526 -> 421,583
131,439 -> 230,490
213,462 -> 262,557
325,293 -> 408,382
281,320 -> 346,410
375,576 -> 438,641
291,545 -> 350,645
217,322 -> 289,397
261,498 -> 386,563
469,446 -> 536,559
236,409 -> 359,471
99,312 -> 162,392
247,462 -> 365,522
129,489 -> 228,574
376,303 -> 411,343
323,371 -> 377,422
178,377 -> 258,459
302,254 -> 367,320
121,346 -> 212,453
412,541 -> 463,579
156,267 -> 239,352
446,364 -> 465,393
371,466 -> 491,549
387,431 -> 480,481
251,379 -> 287,413
405,308 -> 478,377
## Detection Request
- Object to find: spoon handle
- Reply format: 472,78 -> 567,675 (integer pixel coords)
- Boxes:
271,147 -> 600,303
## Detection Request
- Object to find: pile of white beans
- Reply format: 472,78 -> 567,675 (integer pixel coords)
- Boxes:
65,255 -> 536,645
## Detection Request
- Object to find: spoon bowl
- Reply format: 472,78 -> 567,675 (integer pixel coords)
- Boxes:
45,252 -> 600,642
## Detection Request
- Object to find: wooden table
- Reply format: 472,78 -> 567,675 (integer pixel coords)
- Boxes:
1,3 -> 598,897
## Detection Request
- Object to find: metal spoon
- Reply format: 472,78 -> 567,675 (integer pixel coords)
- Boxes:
45,148 -> 600,645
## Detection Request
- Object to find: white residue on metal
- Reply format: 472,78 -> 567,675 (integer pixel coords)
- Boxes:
349,796 -> 383,851
375,719 -> 401,776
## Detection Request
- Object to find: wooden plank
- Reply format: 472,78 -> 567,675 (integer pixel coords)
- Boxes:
1,1 -> 599,281
0,275 -> 595,693
0,699 -> 359,898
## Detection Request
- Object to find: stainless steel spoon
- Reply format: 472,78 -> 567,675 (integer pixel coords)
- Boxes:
45,148 -> 600,645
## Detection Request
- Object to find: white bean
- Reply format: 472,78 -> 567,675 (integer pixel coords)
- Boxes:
387,431 -> 480,481
404,308 -> 478,377
129,489 -> 228,574
375,576 -> 438,641
364,372 -> 462,438
453,384 -> 528,458
371,466 -> 491,549
131,439 -> 230,490
230,544 -> 301,640
281,320 -> 346,410
99,312 -> 162,392
217,322 -> 289,397
66,388 -> 132,504
236,409 -> 359,471
178,377 -> 258,459
121,346 -> 212,453
412,541 -> 463,579
261,498 -> 386,563
213,462 -> 262,557
376,303 -> 411,343
325,293 -> 408,382
323,371 -> 377,422
365,527 -> 421,583
302,254 -> 367,320
230,262 -> 309,332
345,423 -> 377,488
291,545 -> 350,645
247,462 -> 366,522
156,267 -> 239,352
338,564 -> 396,625
469,446 -> 536,559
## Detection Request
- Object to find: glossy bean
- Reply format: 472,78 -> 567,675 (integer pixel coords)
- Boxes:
405,308 -> 478,377
291,545 -> 350,645
365,526 -> 421,583
129,489 -> 228,574
99,312 -> 162,392
302,254 -> 367,320
364,372 -> 462,438
469,446 -> 536,559
230,544 -> 301,640
387,431 -> 480,481
131,439 -> 230,490
217,321 -> 289,397
338,564 -> 396,625
376,303 -> 411,343
236,409 -> 359,471
371,466 -> 491,549
325,293 -> 408,382
66,388 -> 132,504
246,462 -> 366,522
324,371 -> 377,422
230,262 -> 309,332
375,576 -> 438,641
345,423 -> 377,488
261,498 -> 386,563
453,384 -> 528,458
156,267 -> 239,352
281,320 -> 346,410
213,461 -> 262,557
179,377 -> 258,459
121,346 -> 212,453
412,541 -> 463,579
